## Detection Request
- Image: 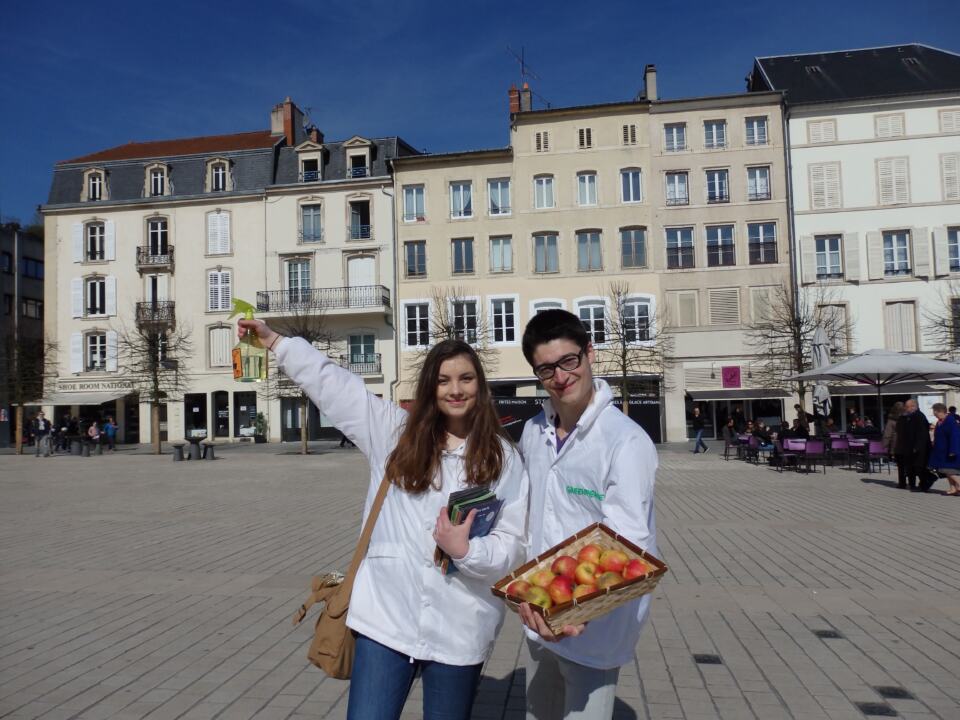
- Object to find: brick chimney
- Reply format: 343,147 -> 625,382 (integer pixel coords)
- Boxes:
643,65 -> 658,101
307,126 -> 324,144
508,84 -> 520,114
270,97 -> 304,146
519,82 -> 533,112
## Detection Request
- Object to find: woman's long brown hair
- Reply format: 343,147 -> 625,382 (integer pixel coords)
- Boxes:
385,340 -> 507,493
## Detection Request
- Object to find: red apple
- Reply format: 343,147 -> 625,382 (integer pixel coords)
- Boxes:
574,561 -> 598,586
547,576 -> 575,604
522,585 -> 553,609
506,580 -> 531,598
573,584 -> 596,600
577,544 -> 604,564
597,571 -> 624,589
530,569 -> 556,588
599,549 -> 629,574
622,558 -> 649,580
551,555 -> 578,579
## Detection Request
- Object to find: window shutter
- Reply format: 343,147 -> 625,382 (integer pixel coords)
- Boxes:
933,226 -> 950,276
156,273 -> 169,300
809,120 -> 836,144
878,160 -> 894,204
708,288 -> 740,325
72,223 -> 83,262
673,292 -> 697,327
105,275 -> 117,316
71,278 -> 83,317
105,331 -> 118,372
893,158 -> 909,203
876,115 -> 904,138
942,110 -> 960,133
823,163 -> 840,208
104,220 -> 116,261
209,326 -> 232,367
800,235 -> 817,284
942,154 -> 960,200
912,227 -> 930,278
750,286 -> 773,322
843,232 -> 860,282
208,213 -> 230,254
208,272 -> 219,311
221,270 -> 232,309
866,231 -> 884,280
70,332 -> 83,373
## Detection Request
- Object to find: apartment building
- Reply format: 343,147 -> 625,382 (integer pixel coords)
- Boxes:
750,44 -> 960,424
42,98 -> 417,443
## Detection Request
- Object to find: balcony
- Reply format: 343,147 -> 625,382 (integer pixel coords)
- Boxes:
348,166 -> 370,178
666,196 -> 689,206
136,246 -> 174,272
256,285 -> 391,314
748,190 -> 772,201
707,194 -> 730,204
136,300 -> 175,326
299,170 -> 321,182
350,224 -> 372,240
339,353 -> 382,375
299,229 -> 324,244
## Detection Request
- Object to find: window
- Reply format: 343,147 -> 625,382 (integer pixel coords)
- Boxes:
490,298 -> 517,344
21,298 -> 42,319
535,131 -> 550,152
86,333 -> 107,371
577,173 -> 597,206
577,128 -> 593,149
85,277 -> 106,315
349,199 -> 371,239
621,227 -> 647,268
748,223 -> 777,264
532,300 -> 564,315
815,235 -> 843,278
706,225 -> 735,267
622,124 -> 637,145
209,326 -> 233,367
150,168 -> 165,196
706,169 -> 729,203
206,211 -> 231,254
404,241 -> 426,277
883,230 -> 911,276
950,227 -> 960,272
211,162 -> 227,192
809,162 -> 842,209
747,166 -> 771,200
300,158 -> 320,182
207,270 -> 232,311
942,154 -> 960,201
286,259 -> 311,303
621,169 -> 642,203
348,334 -> 376,367
534,175 -> 555,209
403,185 -> 425,222
664,123 -> 686,152
941,110 -> 960,134
301,204 -> 322,243
452,300 -> 478,343
745,117 -> 768,146
623,300 -> 651,342
877,158 -> 909,205
86,223 -> 105,261
450,182 -> 472,218
576,231 -> 602,271
578,301 -> 605,345
665,172 -> 689,205
534,233 -> 559,273
489,236 -> 512,272
875,114 -> 905,138
704,120 -> 726,149
451,238 -> 474,274
488,178 -> 511,215
818,304 -> 849,355
405,303 -> 429,347
884,301 -> 917,352
671,290 -> 698,327
666,227 -> 694,269
21,257 -> 43,279
807,119 -> 837,144
87,172 -> 103,201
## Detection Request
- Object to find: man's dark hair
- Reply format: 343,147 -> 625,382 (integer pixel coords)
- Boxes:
521,309 -> 589,365
950,406 -> 957,414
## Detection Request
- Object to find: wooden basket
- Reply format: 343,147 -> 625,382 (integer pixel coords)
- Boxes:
491,522 -> 667,635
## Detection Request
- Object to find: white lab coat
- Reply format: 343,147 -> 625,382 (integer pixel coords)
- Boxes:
520,379 -> 658,669
276,337 -> 529,665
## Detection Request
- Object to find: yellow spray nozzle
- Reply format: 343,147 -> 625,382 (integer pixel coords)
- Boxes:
229,298 -> 256,320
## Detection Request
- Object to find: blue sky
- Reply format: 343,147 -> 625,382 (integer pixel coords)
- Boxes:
2,0 -> 958,224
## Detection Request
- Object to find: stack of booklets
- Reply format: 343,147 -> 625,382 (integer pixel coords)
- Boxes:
434,486 -> 505,575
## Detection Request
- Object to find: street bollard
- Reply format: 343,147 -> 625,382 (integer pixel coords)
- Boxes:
188,443 -> 201,461
95,443 -> 103,456
71,439 -> 82,456
203,443 -> 216,461
171,444 -> 185,462
82,443 -> 90,457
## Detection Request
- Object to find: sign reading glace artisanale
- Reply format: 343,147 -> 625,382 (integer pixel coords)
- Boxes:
57,380 -> 134,393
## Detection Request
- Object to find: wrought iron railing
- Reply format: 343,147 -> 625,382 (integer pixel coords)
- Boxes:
748,190 -> 772,201
299,170 -> 320,182
135,301 -> 176,325
256,285 -> 391,313
348,167 -> 369,178
665,196 -> 689,206
136,246 -> 174,269
350,224 -> 372,240
338,353 -> 382,375
299,229 -> 324,244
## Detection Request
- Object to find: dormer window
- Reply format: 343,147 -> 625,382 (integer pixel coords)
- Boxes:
300,158 -> 320,183
295,139 -> 325,183
343,136 -> 373,179
348,154 -> 368,178
212,163 -> 227,191
145,163 -> 170,197
82,169 -> 107,202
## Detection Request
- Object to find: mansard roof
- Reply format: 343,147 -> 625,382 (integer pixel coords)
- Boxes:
59,130 -> 280,165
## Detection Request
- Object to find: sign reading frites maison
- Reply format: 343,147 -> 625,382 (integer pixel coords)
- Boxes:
57,380 -> 134,393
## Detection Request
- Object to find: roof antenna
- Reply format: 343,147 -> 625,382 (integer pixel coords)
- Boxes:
506,46 -> 551,108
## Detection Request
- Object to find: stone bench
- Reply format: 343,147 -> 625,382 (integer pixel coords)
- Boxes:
171,442 -> 186,462
201,441 -> 217,461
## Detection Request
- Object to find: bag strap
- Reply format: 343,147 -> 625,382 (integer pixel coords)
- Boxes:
344,476 -> 392,580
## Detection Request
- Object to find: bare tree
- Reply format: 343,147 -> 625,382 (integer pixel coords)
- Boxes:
593,281 -> 674,413
0,335 -> 58,454
745,283 -> 851,407
116,305 -> 193,455
409,285 -> 499,375
922,279 -> 960,358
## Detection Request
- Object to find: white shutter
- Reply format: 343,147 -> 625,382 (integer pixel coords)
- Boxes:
933,226 -> 950,276
105,275 -> 117,316
942,110 -> 960,133
208,271 -> 220,310
71,278 -> 83,317
156,274 -> 169,301
823,163 -> 841,208
221,271 -> 232,309
219,214 -> 231,254
104,220 -> 116,261
750,286 -> 774,322
866,231 -> 884,280
808,120 -> 836,144
672,292 -> 697,327
800,235 -> 817,284
72,223 -> 83,262
207,212 -> 230,254
209,327 -> 232,367
878,160 -> 894,204
942,154 -> 960,201
70,332 -> 83,373
105,331 -> 118,372
912,227 -> 930,278
893,158 -> 909,203
843,232 -> 860,282
707,288 -> 740,325
875,114 -> 904,138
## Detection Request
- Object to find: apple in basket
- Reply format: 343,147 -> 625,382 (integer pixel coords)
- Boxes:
574,561 -> 599,586
596,571 -> 624,590
550,555 -> 578,579
573,584 -> 596,600
623,558 -> 649,580
530,568 -> 556,588
577,543 -> 604,564
599,549 -> 629,574
506,580 -> 531,598
523,586 -> 553,610
547,576 -> 575,604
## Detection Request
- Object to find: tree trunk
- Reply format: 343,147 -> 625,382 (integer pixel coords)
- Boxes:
15,405 -> 23,455
620,373 -> 629,414
300,397 -> 308,455
151,402 -> 161,455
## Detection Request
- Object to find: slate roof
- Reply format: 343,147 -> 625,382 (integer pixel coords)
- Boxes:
59,130 -> 279,164
748,43 -> 960,105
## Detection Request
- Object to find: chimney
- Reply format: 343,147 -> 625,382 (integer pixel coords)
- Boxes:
508,84 -> 520,114
270,97 -> 303,146
643,64 -> 657,101
270,101 -> 285,135
519,82 -> 533,112
307,126 -> 324,144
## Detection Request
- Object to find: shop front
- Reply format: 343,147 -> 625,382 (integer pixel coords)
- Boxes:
685,389 -> 789,439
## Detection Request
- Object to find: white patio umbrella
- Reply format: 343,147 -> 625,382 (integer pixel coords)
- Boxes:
810,327 -> 832,419
791,348 -> 960,426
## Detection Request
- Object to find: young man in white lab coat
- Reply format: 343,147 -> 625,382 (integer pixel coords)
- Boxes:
517,309 -> 658,720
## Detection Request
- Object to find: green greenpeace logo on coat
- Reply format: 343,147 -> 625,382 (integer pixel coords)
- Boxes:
566,486 -> 604,501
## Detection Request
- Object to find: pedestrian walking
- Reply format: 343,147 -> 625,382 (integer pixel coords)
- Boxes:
928,403 -> 960,495
690,407 -> 708,454
87,420 -> 102,448
894,399 -> 931,491
103,416 -> 117,451
33,411 -> 52,457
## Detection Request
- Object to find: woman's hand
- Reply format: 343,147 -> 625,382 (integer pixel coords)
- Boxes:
433,507 -> 475,560
237,318 -> 282,352
518,602 -> 586,642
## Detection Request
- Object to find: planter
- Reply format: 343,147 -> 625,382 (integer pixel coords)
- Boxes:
254,435 -> 267,444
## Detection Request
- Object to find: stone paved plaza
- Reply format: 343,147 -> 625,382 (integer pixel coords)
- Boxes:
1,441 -> 960,720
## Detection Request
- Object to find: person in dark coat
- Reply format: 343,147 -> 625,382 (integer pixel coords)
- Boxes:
894,399 -> 931,491
690,407 -> 708,454
928,403 -> 960,495
731,405 -> 746,433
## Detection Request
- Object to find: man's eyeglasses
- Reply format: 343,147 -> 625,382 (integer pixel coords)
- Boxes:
533,350 -> 585,381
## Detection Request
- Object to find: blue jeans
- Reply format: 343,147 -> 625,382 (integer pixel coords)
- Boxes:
346,634 -> 483,720
693,429 -> 708,453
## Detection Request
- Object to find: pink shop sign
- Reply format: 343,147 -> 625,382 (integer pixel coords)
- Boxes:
721,366 -> 742,389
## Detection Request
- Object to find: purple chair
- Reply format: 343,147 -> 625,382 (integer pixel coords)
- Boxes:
828,437 -> 851,468
802,439 -> 827,473
862,439 -> 890,474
